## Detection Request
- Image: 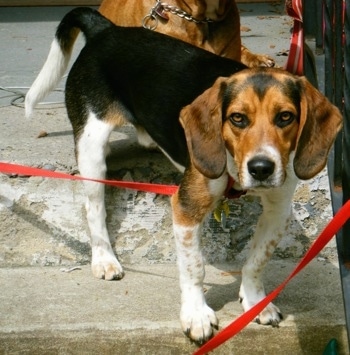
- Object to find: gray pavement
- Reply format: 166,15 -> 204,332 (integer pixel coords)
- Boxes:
0,261 -> 348,354
0,3 -> 349,354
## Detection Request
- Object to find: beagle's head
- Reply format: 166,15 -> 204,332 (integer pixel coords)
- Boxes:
180,68 -> 343,190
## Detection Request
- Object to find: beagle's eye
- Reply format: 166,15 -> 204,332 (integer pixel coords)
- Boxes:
275,111 -> 295,128
229,113 -> 249,128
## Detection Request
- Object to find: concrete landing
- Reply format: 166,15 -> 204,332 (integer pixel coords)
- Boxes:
0,261 -> 348,354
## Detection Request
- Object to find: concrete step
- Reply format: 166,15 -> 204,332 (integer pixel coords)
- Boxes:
0,262 -> 348,354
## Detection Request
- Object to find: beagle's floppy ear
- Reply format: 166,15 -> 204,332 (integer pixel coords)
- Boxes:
294,77 -> 343,180
179,77 -> 227,179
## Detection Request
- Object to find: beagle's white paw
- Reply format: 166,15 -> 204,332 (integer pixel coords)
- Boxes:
180,301 -> 218,344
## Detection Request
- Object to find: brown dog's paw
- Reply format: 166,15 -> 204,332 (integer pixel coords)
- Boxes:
242,53 -> 276,68
253,54 -> 276,68
240,45 -> 276,68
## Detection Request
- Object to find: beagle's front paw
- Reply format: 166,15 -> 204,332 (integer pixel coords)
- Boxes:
239,284 -> 283,327
180,301 -> 218,344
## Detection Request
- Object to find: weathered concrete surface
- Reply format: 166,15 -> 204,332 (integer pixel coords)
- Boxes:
0,3 -> 348,354
0,262 -> 348,354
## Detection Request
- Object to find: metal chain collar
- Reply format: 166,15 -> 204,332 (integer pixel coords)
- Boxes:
142,0 -> 213,30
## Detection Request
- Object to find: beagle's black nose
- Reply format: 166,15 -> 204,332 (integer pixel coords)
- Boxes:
248,157 -> 275,181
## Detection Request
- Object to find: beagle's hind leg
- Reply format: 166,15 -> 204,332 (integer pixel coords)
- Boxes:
76,110 -> 124,281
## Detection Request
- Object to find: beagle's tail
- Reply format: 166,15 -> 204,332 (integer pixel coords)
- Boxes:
25,7 -> 112,118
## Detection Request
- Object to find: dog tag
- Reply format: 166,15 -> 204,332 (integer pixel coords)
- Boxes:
213,200 -> 230,229
154,3 -> 169,20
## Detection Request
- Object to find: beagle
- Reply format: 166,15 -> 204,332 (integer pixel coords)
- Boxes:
98,0 -> 275,68
25,8 -> 342,344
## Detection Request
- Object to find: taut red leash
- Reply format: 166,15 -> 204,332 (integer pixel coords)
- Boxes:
0,162 -> 178,196
194,199 -> 350,355
0,162 -> 245,199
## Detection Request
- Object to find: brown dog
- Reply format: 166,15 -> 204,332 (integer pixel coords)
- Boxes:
99,0 -> 275,67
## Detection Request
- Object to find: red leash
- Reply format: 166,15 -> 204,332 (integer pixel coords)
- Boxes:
0,162 -> 178,196
194,199 -> 350,355
285,0 -> 304,75
0,162 -> 245,199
